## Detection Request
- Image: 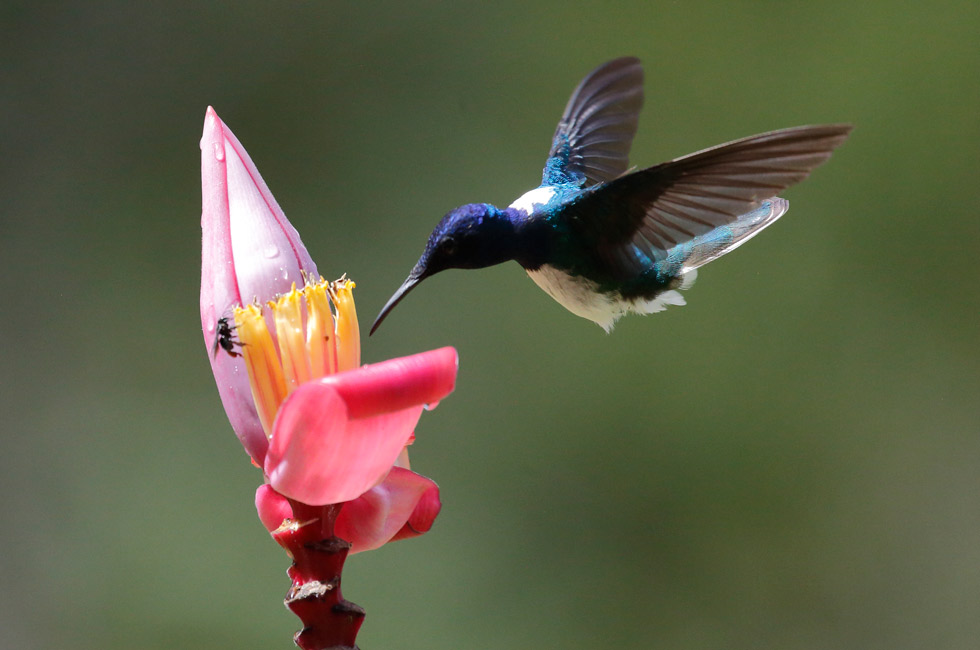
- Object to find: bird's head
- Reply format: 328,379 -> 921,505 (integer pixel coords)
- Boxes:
371,203 -> 516,334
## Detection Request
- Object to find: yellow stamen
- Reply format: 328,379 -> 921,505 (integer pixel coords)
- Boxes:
235,303 -> 288,436
330,278 -> 360,372
271,285 -> 312,392
305,278 -> 337,378
231,276 -> 361,438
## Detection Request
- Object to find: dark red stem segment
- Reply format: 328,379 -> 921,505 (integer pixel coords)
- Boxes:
272,500 -> 365,650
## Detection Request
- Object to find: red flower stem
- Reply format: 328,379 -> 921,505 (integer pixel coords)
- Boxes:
272,500 -> 365,650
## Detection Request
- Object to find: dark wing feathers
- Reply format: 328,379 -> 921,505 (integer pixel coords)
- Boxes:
543,57 -> 644,187
647,124 -> 853,226
565,124 -> 853,266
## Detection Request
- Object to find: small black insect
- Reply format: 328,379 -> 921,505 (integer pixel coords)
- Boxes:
212,316 -> 243,358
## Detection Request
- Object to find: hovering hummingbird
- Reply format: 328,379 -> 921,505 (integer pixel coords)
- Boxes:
371,57 -> 851,334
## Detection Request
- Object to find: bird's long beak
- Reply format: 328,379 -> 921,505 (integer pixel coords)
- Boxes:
369,272 -> 424,335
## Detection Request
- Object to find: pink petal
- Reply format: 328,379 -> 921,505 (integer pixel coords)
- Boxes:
335,467 -> 442,553
388,477 -> 442,543
332,347 -> 459,418
266,385 -> 421,505
255,483 -> 293,532
200,107 -> 318,464
264,348 -> 458,505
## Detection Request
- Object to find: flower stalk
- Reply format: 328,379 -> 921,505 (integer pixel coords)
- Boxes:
273,498 -> 364,650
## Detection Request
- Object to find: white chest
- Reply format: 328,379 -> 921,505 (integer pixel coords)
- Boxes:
525,265 -> 697,332
526,265 -> 620,332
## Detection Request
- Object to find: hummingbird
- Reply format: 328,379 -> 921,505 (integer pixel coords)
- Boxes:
371,57 -> 851,334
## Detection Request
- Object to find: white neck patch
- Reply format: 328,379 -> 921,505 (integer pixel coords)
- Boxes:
508,186 -> 558,215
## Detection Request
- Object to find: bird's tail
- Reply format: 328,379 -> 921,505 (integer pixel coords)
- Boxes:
678,198 -> 790,273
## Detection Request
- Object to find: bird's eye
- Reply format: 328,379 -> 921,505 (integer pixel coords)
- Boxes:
443,239 -> 458,256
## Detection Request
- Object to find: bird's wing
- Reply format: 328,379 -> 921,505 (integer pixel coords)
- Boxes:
541,57 -> 644,188
562,124 -> 853,277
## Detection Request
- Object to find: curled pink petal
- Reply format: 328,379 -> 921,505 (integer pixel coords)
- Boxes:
264,348 -> 459,505
200,107 -> 318,464
265,384 -> 420,505
336,467 -> 442,553
255,484 -> 293,532
388,479 -> 442,543
332,347 -> 459,418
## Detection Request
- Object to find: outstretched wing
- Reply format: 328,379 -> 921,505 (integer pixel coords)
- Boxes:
562,124 -> 853,278
542,57 -> 644,188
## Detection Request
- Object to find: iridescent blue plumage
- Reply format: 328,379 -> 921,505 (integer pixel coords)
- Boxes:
371,57 -> 851,334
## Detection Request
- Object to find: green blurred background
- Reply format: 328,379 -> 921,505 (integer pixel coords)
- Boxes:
2,1 -> 978,648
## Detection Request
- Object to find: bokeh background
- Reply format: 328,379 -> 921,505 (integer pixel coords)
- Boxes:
2,2 -> 978,648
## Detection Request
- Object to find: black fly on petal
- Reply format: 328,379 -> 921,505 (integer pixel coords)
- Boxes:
213,316 -> 244,358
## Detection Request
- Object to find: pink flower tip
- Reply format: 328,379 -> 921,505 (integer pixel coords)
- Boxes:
200,107 -> 318,466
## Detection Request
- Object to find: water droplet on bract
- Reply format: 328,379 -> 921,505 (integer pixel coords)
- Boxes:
213,142 -> 225,161
263,244 -> 280,259
423,400 -> 440,411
